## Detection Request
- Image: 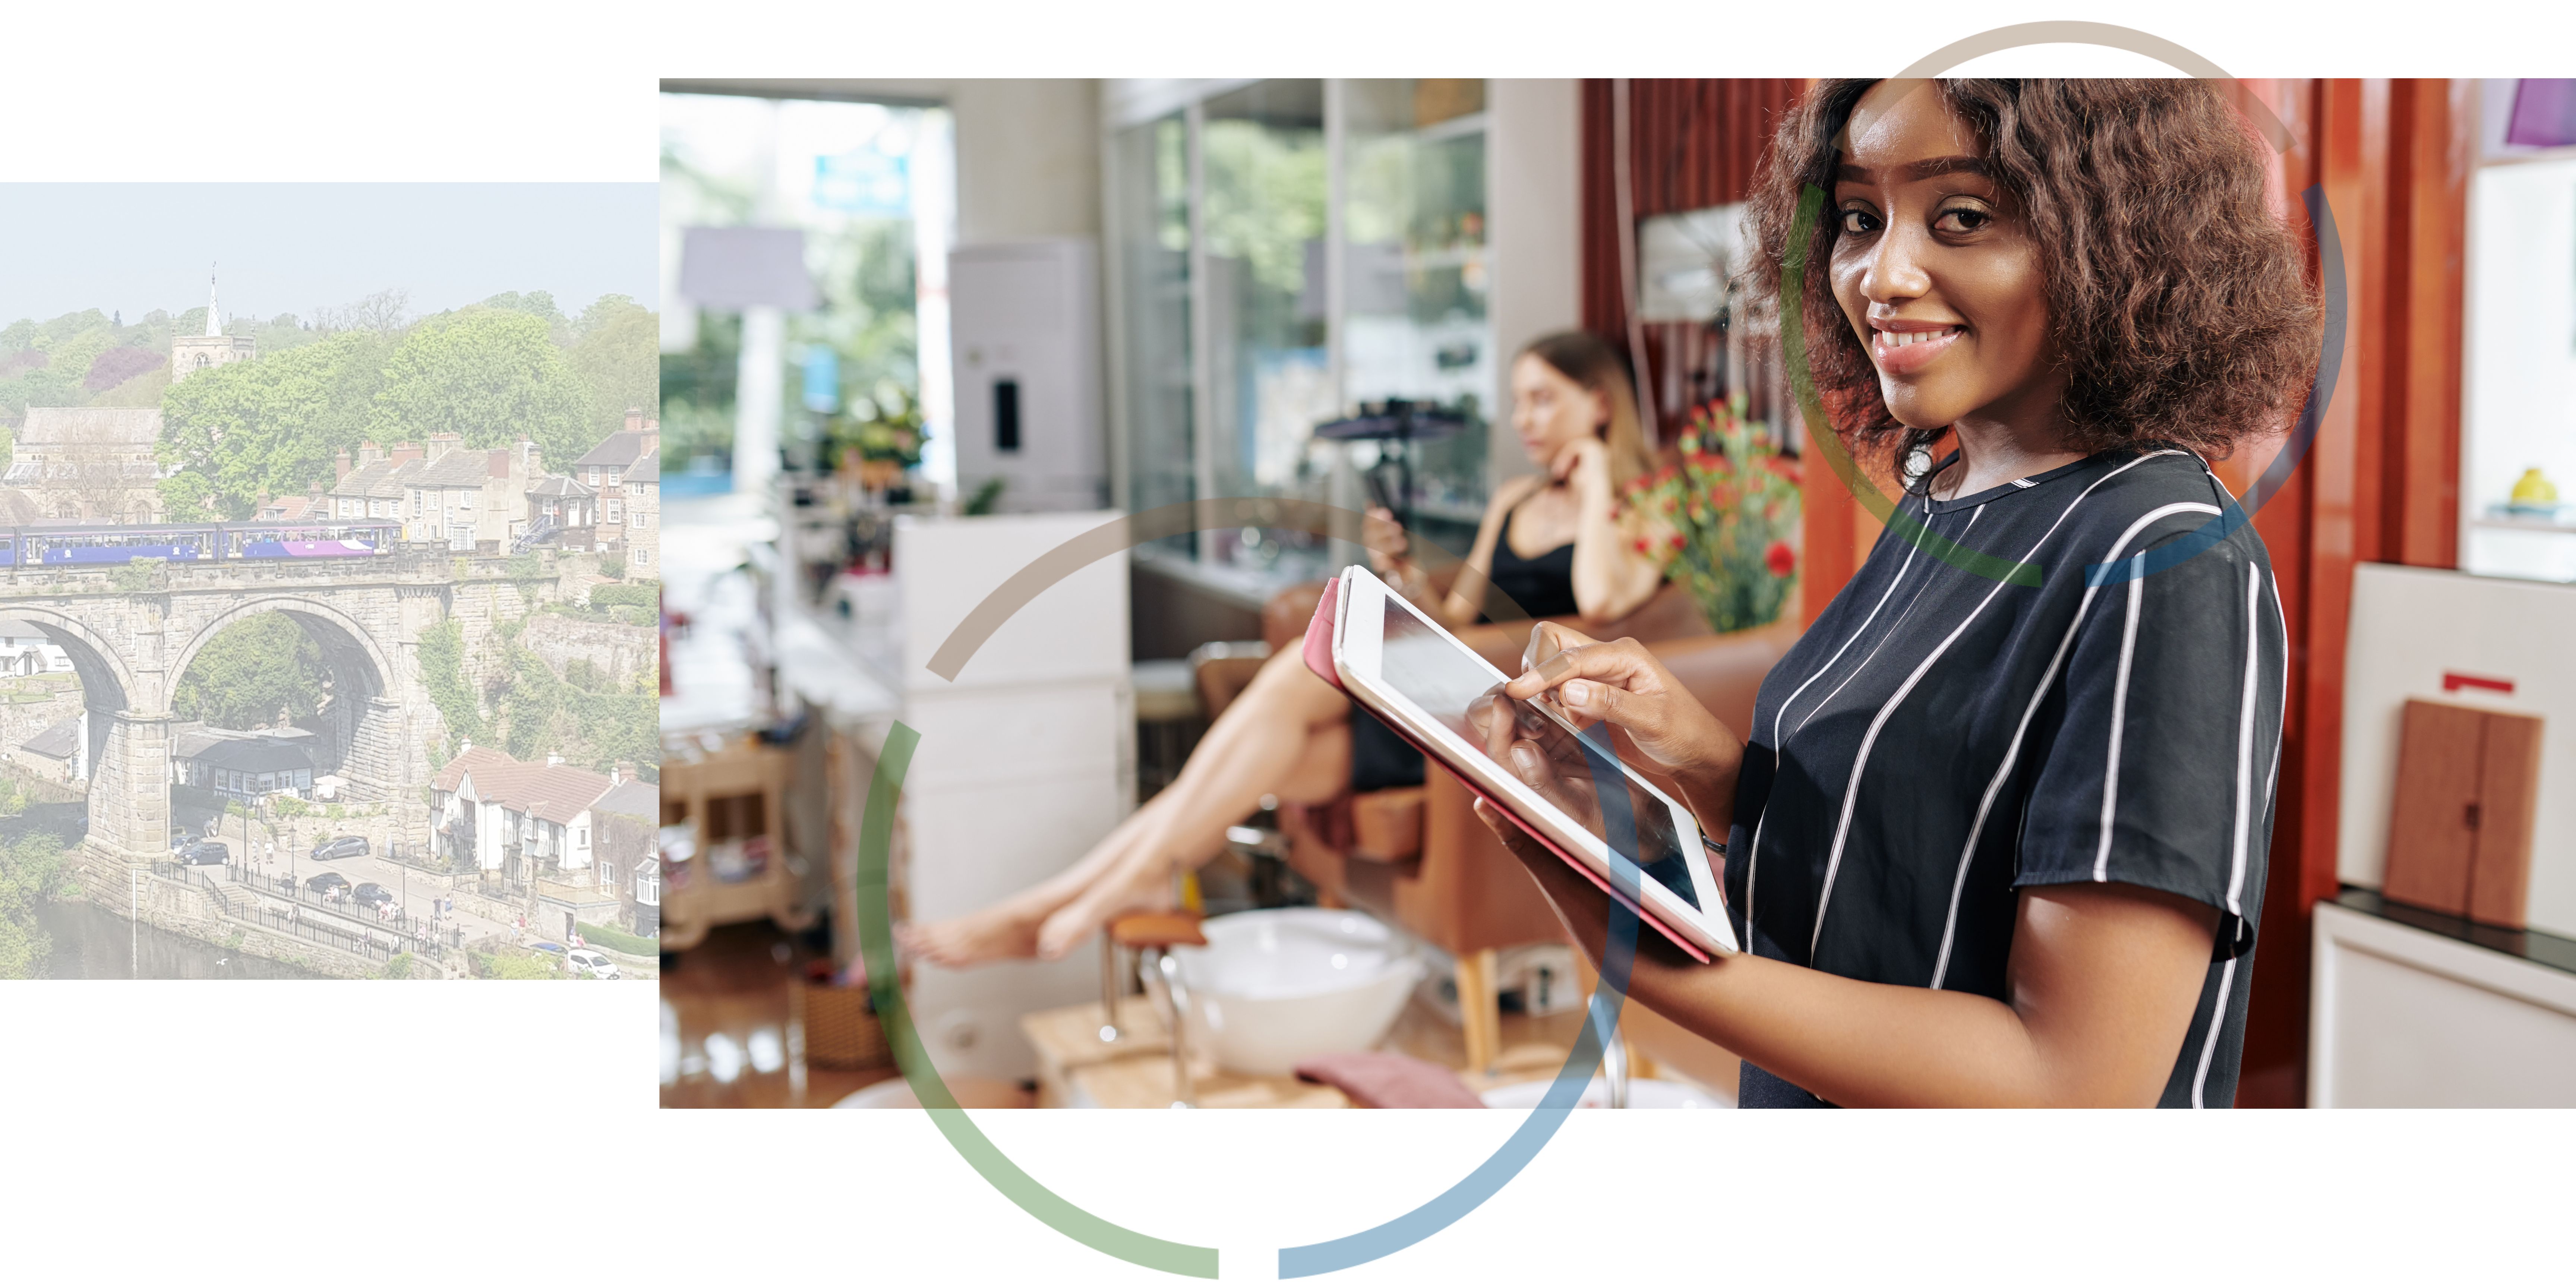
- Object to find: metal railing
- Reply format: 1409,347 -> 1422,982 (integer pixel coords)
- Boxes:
148,861 -> 451,965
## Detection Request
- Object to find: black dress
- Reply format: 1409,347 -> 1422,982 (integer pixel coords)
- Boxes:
1349,508 -> 1576,792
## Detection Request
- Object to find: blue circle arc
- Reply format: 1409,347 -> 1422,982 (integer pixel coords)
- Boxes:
1276,731 -> 1650,1278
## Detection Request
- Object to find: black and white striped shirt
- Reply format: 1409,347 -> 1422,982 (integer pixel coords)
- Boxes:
1724,448 -> 2286,1108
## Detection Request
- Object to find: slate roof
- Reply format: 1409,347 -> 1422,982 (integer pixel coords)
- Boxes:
192,738 -> 313,774
527,475 -> 593,499
16,407 -> 162,449
593,779 -> 659,821
627,452 -> 659,484
573,430 -> 654,470
21,715 -> 80,760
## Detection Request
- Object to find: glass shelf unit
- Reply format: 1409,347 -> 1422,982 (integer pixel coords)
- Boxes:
1106,79 -> 1499,586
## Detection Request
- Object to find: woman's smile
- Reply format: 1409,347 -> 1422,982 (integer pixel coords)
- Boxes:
1869,319 -> 1965,375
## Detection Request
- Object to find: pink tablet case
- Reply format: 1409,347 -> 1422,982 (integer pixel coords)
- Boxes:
1301,576 -> 1715,964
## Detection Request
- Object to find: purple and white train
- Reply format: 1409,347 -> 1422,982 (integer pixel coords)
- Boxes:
0,521 -> 401,567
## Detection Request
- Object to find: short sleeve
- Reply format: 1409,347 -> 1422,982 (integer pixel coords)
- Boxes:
2014,529 -> 2284,960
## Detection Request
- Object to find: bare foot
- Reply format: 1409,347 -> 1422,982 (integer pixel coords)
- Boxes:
1034,858 -> 1178,962
894,902 -> 1047,968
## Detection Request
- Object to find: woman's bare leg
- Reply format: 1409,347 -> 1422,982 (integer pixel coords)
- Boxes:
1032,651 -> 1352,959
894,793 -> 1178,966
901,648 -> 1353,967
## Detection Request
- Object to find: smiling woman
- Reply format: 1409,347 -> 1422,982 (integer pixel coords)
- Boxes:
1747,79 -> 2320,487
1484,80 -> 2320,1108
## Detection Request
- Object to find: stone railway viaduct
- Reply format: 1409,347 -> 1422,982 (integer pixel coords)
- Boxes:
0,550 -> 573,887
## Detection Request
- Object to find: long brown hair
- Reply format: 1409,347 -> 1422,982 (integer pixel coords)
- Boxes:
1742,79 -> 2321,484
1521,329 -> 1654,487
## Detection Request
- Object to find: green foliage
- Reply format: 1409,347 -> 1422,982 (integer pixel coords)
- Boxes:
486,629 -> 659,772
369,310 -> 589,475
91,364 -> 171,409
589,584 -> 659,611
325,803 -> 344,822
964,477 -> 1006,516
568,295 -> 660,445
597,554 -> 626,580
0,832 -> 70,980
174,613 -> 328,729
485,951 -> 564,981
157,470 -> 216,521
577,921 -> 657,957
505,554 -> 542,580
158,331 -> 391,518
417,618 -> 487,747
107,556 -> 165,593
378,952 -> 417,981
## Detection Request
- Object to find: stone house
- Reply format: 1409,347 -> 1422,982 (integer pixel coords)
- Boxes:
430,745 -> 615,884
523,474 -> 596,550
329,437 -> 540,550
13,713 -> 86,783
592,775 -> 659,935
569,411 -> 659,555
624,451 -> 659,576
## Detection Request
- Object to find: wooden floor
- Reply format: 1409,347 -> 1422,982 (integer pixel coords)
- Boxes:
659,919 -> 958,1109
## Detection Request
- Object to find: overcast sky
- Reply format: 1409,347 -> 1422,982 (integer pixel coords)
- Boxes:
0,183 -> 657,326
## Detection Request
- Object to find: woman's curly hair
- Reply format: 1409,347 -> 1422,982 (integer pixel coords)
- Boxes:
1742,79 -> 2322,484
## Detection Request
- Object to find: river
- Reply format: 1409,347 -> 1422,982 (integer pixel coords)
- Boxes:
32,899 -> 333,980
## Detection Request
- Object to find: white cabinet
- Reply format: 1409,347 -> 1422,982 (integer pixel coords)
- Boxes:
2311,900 -> 2576,1107
894,510 -> 1134,1080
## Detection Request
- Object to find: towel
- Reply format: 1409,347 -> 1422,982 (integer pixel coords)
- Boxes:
1293,1051 -> 1484,1109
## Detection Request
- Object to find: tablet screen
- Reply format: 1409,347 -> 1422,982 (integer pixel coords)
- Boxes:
1376,600 -> 1704,912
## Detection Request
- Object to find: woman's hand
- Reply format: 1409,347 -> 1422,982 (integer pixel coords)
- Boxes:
1363,504 -> 1408,573
1550,435 -> 1610,497
1504,621 -> 1744,829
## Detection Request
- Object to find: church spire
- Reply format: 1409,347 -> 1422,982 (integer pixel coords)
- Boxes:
206,264 -> 222,337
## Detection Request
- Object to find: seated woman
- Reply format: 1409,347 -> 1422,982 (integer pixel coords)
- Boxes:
896,330 -> 1670,966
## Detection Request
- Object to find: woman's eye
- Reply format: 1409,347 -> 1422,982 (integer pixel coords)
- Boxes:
1935,207 -> 1992,234
1838,208 -> 1880,235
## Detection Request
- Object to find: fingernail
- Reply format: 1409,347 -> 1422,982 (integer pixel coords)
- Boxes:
1563,680 -> 1590,706
1510,745 -> 1543,782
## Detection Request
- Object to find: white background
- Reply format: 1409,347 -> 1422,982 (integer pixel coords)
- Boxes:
6,3 -> 2575,1284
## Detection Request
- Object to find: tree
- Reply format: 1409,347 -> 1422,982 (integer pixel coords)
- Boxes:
159,331 -> 391,517
83,345 -> 162,393
157,470 -> 217,521
173,613 -> 328,730
368,310 -> 589,471
568,296 -> 659,446
0,832 -> 70,980
351,288 -> 410,334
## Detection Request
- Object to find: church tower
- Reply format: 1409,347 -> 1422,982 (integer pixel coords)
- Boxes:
170,266 -> 256,383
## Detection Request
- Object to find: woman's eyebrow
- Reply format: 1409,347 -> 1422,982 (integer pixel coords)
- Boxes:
1835,155 -> 1990,184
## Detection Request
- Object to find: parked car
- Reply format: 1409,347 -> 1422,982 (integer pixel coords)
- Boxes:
177,840 -> 229,866
530,941 -> 567,956
351,883 -> 395,910
305,872 -> 352,899
310,835 -> 369,862
564,948 -> 618,979
169,830 -> 193,853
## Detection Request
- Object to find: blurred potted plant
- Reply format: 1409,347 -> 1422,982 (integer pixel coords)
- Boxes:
1621,394 -> 1802,633
830,380 -> 926,495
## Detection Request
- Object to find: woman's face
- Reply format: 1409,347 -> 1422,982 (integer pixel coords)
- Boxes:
1510,353 -> 1608,465
1829,80 -> 2058,433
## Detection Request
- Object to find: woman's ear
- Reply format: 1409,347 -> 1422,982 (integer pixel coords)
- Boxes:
1585,384 -> 1613,437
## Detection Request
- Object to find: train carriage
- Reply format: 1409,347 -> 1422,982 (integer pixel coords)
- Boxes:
1,521 -> 400,567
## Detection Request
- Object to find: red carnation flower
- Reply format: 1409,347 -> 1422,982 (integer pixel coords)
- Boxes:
1765,540 -> 1796,579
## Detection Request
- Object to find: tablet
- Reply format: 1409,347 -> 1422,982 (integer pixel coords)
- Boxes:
1309,565 -> 1737,961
